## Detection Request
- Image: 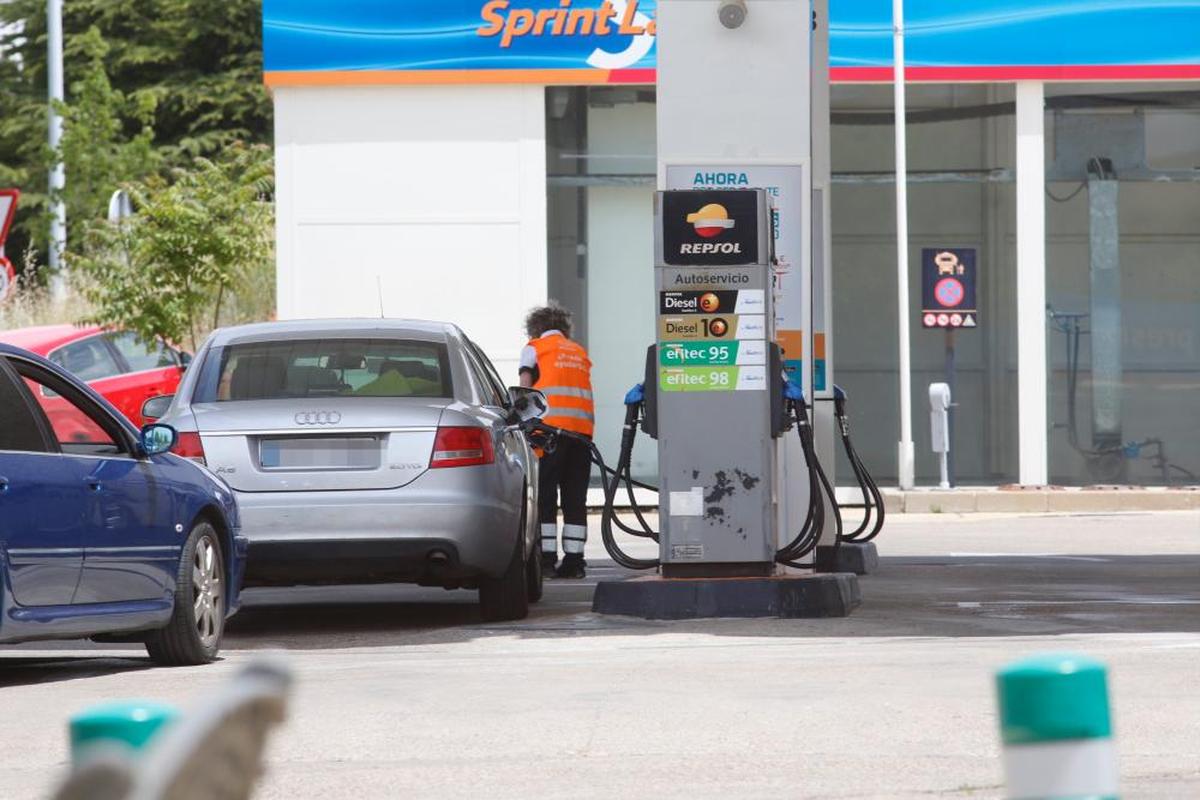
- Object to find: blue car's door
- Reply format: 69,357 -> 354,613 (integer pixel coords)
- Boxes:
15,357 -> 179,604
0,357 -> 86,606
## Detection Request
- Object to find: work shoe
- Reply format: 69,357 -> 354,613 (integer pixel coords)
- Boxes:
554,555 -> 586,580
541,553 -> 558,573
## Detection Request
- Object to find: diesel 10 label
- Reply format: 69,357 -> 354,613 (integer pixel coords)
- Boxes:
657,314 -> 766,341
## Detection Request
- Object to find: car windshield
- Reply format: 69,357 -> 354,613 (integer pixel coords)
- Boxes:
194,338 -> 452,402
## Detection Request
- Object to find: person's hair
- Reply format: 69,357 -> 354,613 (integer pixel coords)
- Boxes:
525,303 -> 572,339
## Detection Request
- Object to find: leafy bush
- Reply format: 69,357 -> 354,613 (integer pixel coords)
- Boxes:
73,144 -> 274,350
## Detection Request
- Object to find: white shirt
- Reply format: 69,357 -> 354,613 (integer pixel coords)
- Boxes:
519,329 -> 563,373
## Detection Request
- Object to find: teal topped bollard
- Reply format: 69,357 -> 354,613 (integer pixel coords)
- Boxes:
69,701 -> 180,764
995,654 -> 1118,799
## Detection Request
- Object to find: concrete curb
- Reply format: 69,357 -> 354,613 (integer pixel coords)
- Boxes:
884,487 -> 1200,514
592,573 -> 861,619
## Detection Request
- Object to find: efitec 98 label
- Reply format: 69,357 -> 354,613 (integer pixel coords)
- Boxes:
659,366 -> 767,392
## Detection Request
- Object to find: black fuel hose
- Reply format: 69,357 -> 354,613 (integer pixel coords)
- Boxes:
524,409 -> 661,570
833,387 -> 885,543
775,394 -> 842,566
526,384 -> 846,572
596,403 -> 660,570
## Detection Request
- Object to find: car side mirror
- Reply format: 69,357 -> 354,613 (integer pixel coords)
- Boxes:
506,387 -> 548,425
178,351 -> 192,368
140,423 -> 177,456
142,394 -> 174,421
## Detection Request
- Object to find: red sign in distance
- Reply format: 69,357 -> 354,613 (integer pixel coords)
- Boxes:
0,189 -> 19,300
934,277 -> 965,308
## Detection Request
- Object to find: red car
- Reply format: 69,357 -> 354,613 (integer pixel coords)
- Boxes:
0,325 -> 189,439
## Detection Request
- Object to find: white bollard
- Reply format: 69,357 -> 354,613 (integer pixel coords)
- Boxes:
929,383 -> 951,489
996,654 -> 1119,799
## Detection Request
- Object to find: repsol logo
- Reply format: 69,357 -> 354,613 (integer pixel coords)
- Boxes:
680,243 -> 743,255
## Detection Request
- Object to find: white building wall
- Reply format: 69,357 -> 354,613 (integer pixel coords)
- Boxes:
273,84 -> 547,379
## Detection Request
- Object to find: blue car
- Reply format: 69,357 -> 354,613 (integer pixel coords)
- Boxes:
0,343 -> 245,666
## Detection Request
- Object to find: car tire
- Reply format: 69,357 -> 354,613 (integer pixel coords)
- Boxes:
145,521 -> 225,667
479,527 -> 530,622
526,526 -> 544,604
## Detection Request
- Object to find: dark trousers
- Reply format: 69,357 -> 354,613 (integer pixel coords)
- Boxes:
538,435 -> 592,556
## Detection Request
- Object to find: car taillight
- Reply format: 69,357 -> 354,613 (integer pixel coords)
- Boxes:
430,426 -> 494,469
172,431 -> 207,464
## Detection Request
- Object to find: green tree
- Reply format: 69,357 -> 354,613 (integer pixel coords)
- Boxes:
76,143 -> 274,350
0,0 -> 271,264
54,28 -> 160,249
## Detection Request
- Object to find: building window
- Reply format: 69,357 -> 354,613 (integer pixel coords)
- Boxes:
546,87 -> 657,482
831,84 -> 1018,486
1045,83 -> 1200,486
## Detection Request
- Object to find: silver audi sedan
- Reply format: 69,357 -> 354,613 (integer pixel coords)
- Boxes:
147,319 -> 543,621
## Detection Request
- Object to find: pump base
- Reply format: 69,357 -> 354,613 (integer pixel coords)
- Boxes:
592,573 -> 860,620
814,541 -> 879,575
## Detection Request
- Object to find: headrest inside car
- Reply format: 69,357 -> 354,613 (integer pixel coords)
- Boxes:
230,355 -> 287,400
327,352 -> 366,370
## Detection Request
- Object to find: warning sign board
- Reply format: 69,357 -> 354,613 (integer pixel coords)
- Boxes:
921,248 -> 977,329
0,189 -> 19,301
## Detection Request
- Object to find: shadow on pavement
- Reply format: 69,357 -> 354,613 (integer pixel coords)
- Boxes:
217,553 -> 1200,649
0,655 -> 152,688
7,553 -> 1197,670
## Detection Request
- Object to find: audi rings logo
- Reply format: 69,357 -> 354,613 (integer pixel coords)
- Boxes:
295,411 -> 342,426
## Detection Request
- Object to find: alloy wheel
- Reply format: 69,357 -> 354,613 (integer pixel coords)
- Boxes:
192,535 -> 223,647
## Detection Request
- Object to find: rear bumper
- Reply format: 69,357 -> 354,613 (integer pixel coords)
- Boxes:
233,477 -> 522,586
246,538 -> 470,586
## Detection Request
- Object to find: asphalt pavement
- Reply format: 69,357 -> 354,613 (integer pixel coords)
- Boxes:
2,510 -> 1198,798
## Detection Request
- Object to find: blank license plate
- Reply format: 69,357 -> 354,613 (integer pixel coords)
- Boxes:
259,437 -> 380,471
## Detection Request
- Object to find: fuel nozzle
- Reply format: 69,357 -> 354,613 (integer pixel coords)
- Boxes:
833,384 -> 850,436
784,380 -> 808,427
621,383 -> 645,440
833,384 -> 847,417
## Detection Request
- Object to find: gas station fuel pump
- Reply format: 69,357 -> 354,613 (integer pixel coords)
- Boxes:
521,188 -> 885,618
650,188 -> 785,578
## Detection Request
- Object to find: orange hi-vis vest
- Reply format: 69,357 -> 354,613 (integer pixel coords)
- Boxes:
529,333 -> 594,437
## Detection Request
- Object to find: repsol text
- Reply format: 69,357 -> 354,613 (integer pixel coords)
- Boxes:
679,242 -> 743,255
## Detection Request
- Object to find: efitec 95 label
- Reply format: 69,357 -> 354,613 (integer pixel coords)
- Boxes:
659,340 -> 767,367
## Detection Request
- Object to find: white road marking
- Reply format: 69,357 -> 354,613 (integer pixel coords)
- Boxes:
949,552 -> 1111,562
950,599 -> 1200,607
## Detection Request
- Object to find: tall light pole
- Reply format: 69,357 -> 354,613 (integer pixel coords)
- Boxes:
893,0 -> 915,489
47,0 -> 67,300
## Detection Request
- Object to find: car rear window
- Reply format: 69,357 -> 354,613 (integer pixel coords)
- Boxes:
194,338 -> 452,402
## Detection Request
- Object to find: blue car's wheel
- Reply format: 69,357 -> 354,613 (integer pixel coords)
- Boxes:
145,521 -> 225,666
